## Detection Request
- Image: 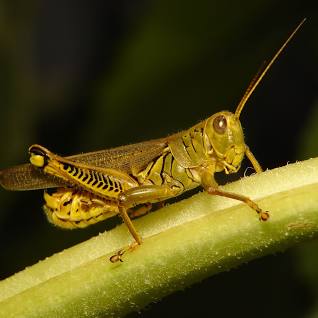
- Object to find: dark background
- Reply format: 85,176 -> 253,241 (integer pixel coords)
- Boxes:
0,1 -> 318,317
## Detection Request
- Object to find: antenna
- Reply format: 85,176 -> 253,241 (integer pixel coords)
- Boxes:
234,18 -> 306,118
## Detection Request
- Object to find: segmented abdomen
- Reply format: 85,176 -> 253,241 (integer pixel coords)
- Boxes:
43,188 -> 119,229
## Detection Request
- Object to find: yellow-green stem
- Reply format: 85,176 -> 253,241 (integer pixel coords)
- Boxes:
1,158 -> 318,317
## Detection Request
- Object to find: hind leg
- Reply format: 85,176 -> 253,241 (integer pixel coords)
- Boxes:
110,184 -> 182,262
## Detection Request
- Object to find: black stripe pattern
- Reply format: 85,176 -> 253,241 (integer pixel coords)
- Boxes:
61,162 -> 123,196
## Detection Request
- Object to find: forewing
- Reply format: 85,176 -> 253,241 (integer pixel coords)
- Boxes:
0,138 -> 167,191
0,164 -> 66,191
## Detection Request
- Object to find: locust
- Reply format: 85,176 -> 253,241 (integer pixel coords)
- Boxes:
0,20 -> 305,262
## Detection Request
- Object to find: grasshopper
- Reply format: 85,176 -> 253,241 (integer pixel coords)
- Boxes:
0,20 -> 304,261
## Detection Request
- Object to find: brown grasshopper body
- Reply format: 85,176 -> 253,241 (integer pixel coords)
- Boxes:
27,110 -> 264,232
0,20 -> 305,261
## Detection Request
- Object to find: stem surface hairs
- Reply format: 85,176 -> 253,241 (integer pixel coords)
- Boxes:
0,19 -> 305,262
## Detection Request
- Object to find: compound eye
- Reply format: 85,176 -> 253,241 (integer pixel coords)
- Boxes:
213,115 -> 227,134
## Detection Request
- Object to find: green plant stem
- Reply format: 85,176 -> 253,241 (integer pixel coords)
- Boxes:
1,158 -> 318,317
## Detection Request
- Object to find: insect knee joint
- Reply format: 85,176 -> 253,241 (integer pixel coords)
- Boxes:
118,193 -> 128,206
